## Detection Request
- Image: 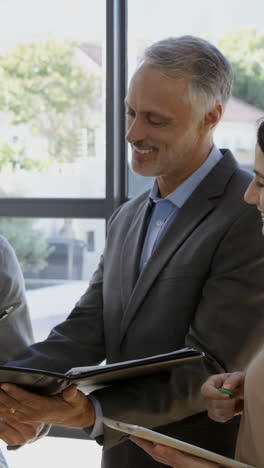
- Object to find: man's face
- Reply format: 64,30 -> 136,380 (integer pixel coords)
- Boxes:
244,143 -> 264,235
125,65 -> 209,195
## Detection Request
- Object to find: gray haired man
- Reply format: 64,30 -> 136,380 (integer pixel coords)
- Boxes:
0,36 -> 263,468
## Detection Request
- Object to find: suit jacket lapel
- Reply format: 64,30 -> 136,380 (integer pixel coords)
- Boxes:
120,150 -> 239,342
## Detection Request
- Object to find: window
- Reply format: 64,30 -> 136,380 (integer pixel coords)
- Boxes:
0,217 -> 105,341
0,0 -> 110,466
0,0 -> 106,199
127,0 -> 264,198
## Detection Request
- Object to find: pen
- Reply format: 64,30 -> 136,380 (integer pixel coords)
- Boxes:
0,306 -> 14,320
217,387 -> 235,397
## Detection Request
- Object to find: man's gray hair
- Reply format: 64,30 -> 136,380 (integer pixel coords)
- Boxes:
140,36 -> 233,117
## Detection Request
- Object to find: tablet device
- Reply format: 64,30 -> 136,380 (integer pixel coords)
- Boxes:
103,418 -> 254,468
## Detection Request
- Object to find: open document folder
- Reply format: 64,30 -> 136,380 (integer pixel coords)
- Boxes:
103,418 -> 255,468
0,347 -> 202,395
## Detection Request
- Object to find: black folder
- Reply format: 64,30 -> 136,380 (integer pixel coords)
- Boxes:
0,347 -> 203,395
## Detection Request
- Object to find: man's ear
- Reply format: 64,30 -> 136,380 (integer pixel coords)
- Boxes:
202,101 -> 223,130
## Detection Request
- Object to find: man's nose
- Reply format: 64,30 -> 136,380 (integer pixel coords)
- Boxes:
126,117 -> 147,143
244,182 -> 259,206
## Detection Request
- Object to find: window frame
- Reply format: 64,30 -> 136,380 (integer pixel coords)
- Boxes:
0,0 -> 128,441
0,0 -> 128,223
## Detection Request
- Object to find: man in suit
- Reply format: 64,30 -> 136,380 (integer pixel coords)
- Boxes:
0,35 -> 263,468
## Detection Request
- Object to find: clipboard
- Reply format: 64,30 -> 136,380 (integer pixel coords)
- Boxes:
0,347 -> 203,395
103,418 -> 255,468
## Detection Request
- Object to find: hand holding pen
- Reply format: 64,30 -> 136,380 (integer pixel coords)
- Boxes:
201,372 -> 245,423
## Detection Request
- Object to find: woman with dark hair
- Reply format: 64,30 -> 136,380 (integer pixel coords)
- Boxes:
131,119 -> 264,467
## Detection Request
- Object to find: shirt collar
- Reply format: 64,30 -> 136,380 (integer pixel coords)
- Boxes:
149,145 -> 223,208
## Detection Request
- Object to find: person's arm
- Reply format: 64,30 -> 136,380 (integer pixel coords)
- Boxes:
0,235 -> 34,363
201,372 -> 245,423
0,236 -> 45,447
5,254 -> 106,373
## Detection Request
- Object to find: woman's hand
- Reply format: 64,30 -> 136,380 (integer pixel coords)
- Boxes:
130,437 -> 219,467
201,372 -> 245,422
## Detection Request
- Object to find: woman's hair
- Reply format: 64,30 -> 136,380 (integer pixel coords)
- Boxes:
140,35 -> 233,118
257,119 -> 264,153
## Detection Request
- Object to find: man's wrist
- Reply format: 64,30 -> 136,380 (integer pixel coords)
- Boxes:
84,394 -> 104,438
85,396 -> 96,427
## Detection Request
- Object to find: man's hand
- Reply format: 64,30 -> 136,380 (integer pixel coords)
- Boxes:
0,383 -> 95,445
0,416 -> 41,446
130,437 -> 218,467
201,372 -> 245,423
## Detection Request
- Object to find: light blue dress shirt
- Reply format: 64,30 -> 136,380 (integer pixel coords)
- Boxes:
139,145 -> 223,271
88,145 -> 223,438
0,451 -> 8,468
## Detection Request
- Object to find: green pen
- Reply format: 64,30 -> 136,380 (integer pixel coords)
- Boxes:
217,387 -> 235,397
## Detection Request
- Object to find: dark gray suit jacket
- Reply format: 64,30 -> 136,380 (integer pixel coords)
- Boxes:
0,235 -> 33,362
0,235 -> 34,467
10,150 -> 264,467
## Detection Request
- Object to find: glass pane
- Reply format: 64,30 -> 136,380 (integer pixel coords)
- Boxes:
0,217 -> 105,341
128,0 -> 263,197
0,0 -> 106,198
